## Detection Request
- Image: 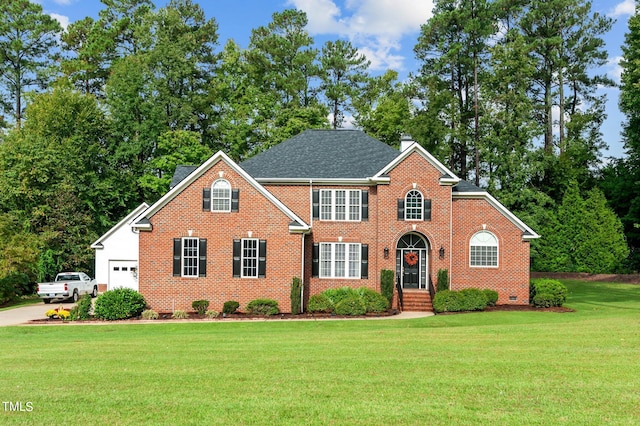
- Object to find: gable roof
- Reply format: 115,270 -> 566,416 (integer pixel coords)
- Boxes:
239,129 -> 400,182
133,151 -> 310,234
373,141 -> 461,186
452,185 -> 540,240
91,203 -> 150,249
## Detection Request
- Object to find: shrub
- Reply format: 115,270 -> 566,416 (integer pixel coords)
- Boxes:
323,287 -> 359,306
191,300 -> 209,315
70,294 -> 92,320
205,310 -> 219,319
93,288 -> 146,320
380,270 -> 394,304
141,309 -> 159,320
483,289 -> 499,307
246,299 -> 279,316
308,293 -> 333,313
530,279 -> 568,307
222,300 -> 240,314
290,277 -> 302,314
532,293 -> 554,308
437,269 -> 449,292
358,287 -> 389,313
0,273 -> 32,304
432,290 -> 464,313
334,295 -> 366,316
459,288 -> 488,311
172,310 -> 188,319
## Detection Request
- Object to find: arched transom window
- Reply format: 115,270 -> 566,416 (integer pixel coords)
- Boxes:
405,190 -> 423,220
211,179 -> 231,212
470,231 -> 498,267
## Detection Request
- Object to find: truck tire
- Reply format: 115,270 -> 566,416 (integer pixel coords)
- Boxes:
91,286 -> 98,298
71,289 -> 79,303
43,298 -> 52,304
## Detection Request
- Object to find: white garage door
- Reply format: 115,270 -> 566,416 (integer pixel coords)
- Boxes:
108,260 -> 138,291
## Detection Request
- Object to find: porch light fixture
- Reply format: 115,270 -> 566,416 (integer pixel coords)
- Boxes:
384,247 -> 389,259
439,246 -> 445,259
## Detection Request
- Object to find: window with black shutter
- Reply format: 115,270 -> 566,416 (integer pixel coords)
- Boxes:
173,238 -> 207,277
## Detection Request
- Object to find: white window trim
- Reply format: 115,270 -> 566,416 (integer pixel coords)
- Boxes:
241,238 -> 259,278
211,179 -> 231,212
469,231 -> 499,268
405,189 -> 424,221
319,189 -> 361,221
319,242 -> 361,278
182,237 -> 199,277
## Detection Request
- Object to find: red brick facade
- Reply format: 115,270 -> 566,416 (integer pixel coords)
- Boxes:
135,141 -> 537,313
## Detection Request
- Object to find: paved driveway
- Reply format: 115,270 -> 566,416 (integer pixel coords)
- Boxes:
0,302 -> 74,326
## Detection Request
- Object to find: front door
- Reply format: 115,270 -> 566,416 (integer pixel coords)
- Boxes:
401,249 -> 420,289
396,233 -> 428,290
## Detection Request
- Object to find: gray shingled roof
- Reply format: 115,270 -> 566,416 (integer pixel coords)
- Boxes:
452,180 -> 486,193
170,165 -> 198,189
239,129 -> 401,179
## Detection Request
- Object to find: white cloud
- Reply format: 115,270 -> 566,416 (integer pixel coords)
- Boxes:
610,0 -> 635,17
49,12 -> 70,31
287,0 -> 434,70
607,56 -> 624,85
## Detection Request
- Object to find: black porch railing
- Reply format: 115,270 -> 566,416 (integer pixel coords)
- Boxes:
395,281 -> 403,311
428,275 -> 435,302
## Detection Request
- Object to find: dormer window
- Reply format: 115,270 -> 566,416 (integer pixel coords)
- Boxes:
211,179 -> 231,212
405,190 -> 423,220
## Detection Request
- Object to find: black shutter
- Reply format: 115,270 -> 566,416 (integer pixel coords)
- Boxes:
312,243 -> 319,277
232,239 -> 241,278
231,189 -> 239,212
258,240 -> 267,278
424,198 -> 432,221
173,238 -> 182,277
312,190 -> 320,220
397,199 -> 405,220
202,188 -> 211,211
361,190 -> 369,221
198,239 -> 207,277
361,244 -> 369,279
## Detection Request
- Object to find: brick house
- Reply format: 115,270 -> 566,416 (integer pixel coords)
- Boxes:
102,130 -> 539,313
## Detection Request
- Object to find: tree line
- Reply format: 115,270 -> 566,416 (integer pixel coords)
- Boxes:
0,0 -> 637,297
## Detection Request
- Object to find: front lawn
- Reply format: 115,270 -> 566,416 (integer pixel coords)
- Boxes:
1,280 -> 639,425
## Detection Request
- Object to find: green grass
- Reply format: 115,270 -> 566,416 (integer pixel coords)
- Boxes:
1,280 -> 639,425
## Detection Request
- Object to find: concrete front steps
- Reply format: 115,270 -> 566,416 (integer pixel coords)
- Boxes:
401,289 -> 433,312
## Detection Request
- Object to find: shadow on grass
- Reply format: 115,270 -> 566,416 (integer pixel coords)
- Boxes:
563,280 -> 640,312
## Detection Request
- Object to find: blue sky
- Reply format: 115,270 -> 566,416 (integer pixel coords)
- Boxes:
36,0 -> 635,159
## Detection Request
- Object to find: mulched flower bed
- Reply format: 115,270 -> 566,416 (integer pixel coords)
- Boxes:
28,310 -> 398,324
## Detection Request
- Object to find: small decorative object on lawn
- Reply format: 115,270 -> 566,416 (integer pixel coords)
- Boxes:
404,251 -> 419,266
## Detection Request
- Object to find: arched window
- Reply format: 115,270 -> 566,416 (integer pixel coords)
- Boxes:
405,190 -> 423,220
211,179 -> 231,212
470,231 -> 498,267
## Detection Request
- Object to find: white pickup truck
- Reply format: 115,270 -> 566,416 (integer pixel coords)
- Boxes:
37,272 -> 98,304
